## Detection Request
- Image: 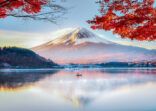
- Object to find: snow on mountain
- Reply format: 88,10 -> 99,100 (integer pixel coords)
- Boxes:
45,27 -> 112,46
32,27 -> 156,64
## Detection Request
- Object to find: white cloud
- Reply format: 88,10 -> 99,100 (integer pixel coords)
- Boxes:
0,30 -> 48,48
0,28 -> 76,48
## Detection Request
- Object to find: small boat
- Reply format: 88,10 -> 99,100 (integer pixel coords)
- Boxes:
76,73 -> 82,77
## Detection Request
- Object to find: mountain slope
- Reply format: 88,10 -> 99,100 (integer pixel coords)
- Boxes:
0,47 -> 58,68
32,27 -> 156,64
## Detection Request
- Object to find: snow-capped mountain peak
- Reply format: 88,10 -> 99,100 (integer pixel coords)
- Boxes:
32,27 -> 156,64
46,27 -> 112,46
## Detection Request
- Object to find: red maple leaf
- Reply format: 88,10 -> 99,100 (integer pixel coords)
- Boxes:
88,0 -> 156,41
0,0 -> 47,18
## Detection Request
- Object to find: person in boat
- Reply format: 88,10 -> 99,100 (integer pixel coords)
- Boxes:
76,73 -> 82,77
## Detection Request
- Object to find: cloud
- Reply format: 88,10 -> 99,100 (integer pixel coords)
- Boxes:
0,30 -> 49,48
114,40 -> 156,50
0,28 -> 76,48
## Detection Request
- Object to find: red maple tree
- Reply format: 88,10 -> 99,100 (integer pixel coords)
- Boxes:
88,0 -> 156,41
0,0 -> 47,18
0,0 -> 66,22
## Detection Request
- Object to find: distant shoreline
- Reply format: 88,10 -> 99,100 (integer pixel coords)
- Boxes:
0,68 -> 62,72
0,67 -> 156,73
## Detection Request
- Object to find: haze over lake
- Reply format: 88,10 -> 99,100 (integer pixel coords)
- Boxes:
0,68 -> 156,111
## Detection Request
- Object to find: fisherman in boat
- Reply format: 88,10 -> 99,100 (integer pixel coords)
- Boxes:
76,73 -> 82,77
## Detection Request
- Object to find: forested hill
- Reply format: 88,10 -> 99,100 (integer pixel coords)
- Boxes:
0,47 -> 58,69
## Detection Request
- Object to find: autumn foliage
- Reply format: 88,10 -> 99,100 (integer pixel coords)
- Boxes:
88,0 -> 156,41
0,0 -> 47,18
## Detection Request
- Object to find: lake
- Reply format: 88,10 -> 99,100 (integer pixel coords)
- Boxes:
0,68 -> 156,111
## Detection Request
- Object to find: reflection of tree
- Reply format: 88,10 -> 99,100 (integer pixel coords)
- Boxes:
0,70 -> 58,90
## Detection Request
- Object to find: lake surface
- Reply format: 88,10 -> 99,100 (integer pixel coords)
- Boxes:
0,68 -> 156,111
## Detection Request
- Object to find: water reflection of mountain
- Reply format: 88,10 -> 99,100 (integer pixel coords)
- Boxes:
0,69 -> 156,107
34,69 -> 156,107
0,70 -> 58,90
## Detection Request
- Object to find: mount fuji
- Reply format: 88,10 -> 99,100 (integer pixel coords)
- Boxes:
32,27 -> 156,64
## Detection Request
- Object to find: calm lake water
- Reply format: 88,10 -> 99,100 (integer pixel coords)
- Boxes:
0,68 -> 156,111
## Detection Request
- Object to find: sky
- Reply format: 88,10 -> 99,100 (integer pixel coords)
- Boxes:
0,0 -> 156,49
